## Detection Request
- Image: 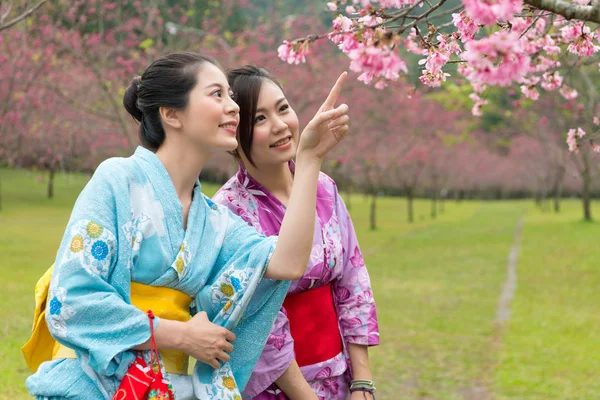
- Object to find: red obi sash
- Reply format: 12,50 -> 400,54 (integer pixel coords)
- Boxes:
283,282 -> 343,367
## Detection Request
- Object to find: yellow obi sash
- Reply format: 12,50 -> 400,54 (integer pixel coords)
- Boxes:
22,265 -> 193,375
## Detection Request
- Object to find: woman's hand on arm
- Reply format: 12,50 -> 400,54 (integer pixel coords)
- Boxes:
265,72 -> 350,280
134,311 -> 236,369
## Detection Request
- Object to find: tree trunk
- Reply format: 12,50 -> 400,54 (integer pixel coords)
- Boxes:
582,163 -> 592,221
48,169 -> 55,199
534,191 -> 542,207
553,181 -> 563,213
552,166 -> 565,213
431,189 -> 437,219
407,191 -> 414,223
430,173 -> 438,219
369,193 -> 376,231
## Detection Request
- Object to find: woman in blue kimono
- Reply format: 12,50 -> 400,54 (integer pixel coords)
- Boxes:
23,52 -> 349,400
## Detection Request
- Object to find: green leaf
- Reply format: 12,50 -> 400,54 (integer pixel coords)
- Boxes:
139,39 -> 154,51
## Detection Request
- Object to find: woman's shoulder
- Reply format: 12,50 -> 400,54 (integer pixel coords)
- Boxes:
75,156 -> 141,210
91,156 -> 138,186
317,171 -> 337,189
317,171 -> 342,201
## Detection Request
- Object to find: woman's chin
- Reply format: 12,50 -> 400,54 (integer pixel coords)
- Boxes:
214,137 -> 239,152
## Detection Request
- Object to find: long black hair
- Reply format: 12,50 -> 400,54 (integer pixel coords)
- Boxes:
226,65 -> 284,166
123,52 -> 220,151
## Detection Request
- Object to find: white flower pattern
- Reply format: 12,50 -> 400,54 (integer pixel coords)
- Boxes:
47,276 -> 76,338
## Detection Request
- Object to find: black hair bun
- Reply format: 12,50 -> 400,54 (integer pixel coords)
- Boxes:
123,76 -> 143,122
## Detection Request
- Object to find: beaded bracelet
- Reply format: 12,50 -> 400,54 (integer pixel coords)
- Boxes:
350,380 -> 376,399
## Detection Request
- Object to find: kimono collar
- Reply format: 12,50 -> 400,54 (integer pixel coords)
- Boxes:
132,146 -> 203,238
235,160 -> 295,202
133,146 -> 202,197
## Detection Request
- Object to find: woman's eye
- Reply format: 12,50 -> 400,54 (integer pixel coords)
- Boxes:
279,104 -> 289,112
229,91 -> 237,101
254,115 -> 266,124
212,89 -> 222,97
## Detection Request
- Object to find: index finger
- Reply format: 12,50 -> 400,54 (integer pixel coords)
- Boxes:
320,71 -> 347,110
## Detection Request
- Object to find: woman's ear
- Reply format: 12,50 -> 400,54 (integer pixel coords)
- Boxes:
159,106 -> 182,130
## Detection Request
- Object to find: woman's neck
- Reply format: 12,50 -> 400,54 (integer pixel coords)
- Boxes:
155,135 -> 209,204
245,160 -> 294,205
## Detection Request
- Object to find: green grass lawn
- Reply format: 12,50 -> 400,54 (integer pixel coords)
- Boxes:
1,168 -> 599,399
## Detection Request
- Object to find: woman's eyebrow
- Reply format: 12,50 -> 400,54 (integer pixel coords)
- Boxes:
203,82 -> 230,90
256,97 -> 286,113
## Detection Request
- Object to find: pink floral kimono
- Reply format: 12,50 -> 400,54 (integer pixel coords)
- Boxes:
213,163 -> 379,400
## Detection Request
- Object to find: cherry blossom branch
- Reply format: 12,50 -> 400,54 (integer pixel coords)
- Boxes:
524,0 -> 600,23
519,13 -> 544,38
0,0 -> 47,32
290,0 -> 435,45
398,0 -> 448,34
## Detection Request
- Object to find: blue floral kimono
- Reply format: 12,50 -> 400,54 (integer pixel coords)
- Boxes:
26,147 -> 290,399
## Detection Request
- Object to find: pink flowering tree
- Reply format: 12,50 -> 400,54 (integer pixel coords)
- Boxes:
1,0 -> 243,199
277,0 -> 600,132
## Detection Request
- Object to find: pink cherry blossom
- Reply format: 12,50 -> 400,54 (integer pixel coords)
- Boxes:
559,85 -> 578,100
561,22 -> 583,42
452,11 -> 480,42
378,0 -> 421,6
462,0 -> 523,26
327,2 -> 338,11
332,15 -> 354,33
530,55 -> 561,73
566,127 -> 586,153
437,33 -> 461,54
419,69 -> 451,87
509,17 -> 530,36
461,31 -> 530,86
419,47 -> 450,74
348,45 -> 408,85
277,41 -> 307,64
404,29 -> 427,55
541,35 -> 561,55
540,71 -> 563,91
520,85 -> 539,100
567,28 -> 600,56
469,93 -> 488,116
358,14 -> 384,27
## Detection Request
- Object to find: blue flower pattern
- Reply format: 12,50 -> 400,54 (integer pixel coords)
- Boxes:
49,296 -> 62,316
91,241 -> 109,261
230,276 -> 242,292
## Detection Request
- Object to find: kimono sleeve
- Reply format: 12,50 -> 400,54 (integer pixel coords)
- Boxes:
46,159 -> 150,376
333,192 -> 380,346
195,202 -> 291,391
242,309 -> 295,397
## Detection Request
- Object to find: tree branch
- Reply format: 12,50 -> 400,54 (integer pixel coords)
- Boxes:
524,0 -> 600,22
0,0 -> 47,32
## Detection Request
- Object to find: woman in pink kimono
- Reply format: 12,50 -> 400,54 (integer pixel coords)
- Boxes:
213,65 -> 379,400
